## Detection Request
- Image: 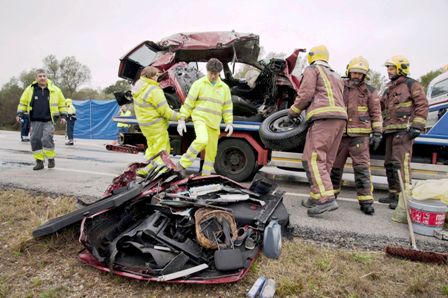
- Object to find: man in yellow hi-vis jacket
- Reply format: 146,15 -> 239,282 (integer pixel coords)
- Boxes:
16,69 -> 67,170
176,58 -> 233,176
133,66 -> 181,177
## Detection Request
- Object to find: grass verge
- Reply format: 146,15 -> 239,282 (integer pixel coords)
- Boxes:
1,188 -> 447,298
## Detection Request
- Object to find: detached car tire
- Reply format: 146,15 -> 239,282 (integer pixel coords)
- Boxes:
259,109 -> 308,151
215,139 -> 257,182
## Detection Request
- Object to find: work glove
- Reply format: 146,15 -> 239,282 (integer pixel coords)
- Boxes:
369,132 -> 382,151
224,124 -> 233,137
288,108 -> 300,119
407,127 -> 421,139
177,119 -> 187,136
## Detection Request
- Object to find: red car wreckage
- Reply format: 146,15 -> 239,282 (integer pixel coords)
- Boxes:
112,31 -> 308,181
116,31 -> 303,116
33,152 -> 290,284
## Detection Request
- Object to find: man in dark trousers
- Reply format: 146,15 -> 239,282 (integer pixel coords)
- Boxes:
16,69 -> 67,170
330,56 -> 382,215
379,55 -> 428,209
65,98 -> 76,145
288,45 -> 347,217
18,112 -> 30,142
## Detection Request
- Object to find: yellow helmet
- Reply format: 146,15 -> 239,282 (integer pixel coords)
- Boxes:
307,45 -> 329,64
346,56 -> 369,76
384,55 -> 410,76
65,98 -> 72,106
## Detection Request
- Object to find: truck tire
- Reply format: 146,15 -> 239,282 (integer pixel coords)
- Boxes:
259,109 -> 308,151
215,139 -> 257,182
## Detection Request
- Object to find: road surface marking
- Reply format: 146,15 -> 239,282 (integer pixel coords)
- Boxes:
53,168 -> 117,177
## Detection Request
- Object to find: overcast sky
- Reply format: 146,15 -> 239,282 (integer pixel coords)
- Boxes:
0,0 -> 447,90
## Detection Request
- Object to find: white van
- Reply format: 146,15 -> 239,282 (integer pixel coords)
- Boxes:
427,71 -> 448,104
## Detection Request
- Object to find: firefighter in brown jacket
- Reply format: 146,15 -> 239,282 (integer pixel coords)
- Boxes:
288,45 -> 348,217
379,55 -> 428,209
330,57 -> 382,215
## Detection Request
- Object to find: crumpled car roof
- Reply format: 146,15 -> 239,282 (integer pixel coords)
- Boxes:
158,31 -> 259,51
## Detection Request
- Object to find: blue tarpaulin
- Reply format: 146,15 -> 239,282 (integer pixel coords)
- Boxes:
72,99 -> 119,140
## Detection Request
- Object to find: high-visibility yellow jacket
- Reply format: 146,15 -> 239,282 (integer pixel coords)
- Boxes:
132,77 -> 180,131
117,110 -> 132,128
17,79 -> 67,122
180,76 -> 233,129
65,98 -> 77,116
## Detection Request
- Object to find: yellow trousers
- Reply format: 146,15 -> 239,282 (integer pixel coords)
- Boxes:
179,120 -> 220,175
140,126 -> 170,170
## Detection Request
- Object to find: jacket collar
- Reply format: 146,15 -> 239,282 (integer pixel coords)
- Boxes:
140,76 -> 160,86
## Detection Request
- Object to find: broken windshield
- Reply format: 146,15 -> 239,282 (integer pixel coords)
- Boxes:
128,43 -> 159,66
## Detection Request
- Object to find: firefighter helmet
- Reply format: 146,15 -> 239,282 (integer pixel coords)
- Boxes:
384,55 -> 410,76
346,56 -> 369,76
307,45 -> 329,64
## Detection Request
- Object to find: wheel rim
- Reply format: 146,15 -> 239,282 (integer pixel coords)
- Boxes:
222,147 -> 247,174
269,115 -> 300,133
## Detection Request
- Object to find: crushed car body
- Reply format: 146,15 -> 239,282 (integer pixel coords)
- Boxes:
116,31 -> 305,119
33,152 -> 290,284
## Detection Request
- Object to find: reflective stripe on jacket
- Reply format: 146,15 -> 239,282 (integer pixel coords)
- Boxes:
381,76 -> 428,133
343,80 -> 382,136
17,79 -> 67,123
117,110 -> 131,128
180,76 -> 233,129
132,77 -> 180,130
290,62 -> 347,122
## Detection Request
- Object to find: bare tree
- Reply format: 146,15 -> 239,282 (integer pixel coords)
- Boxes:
59,56 -> 91,97
366,70 -> 388,95
43,55 -> 60,84
18,69 -> 37,88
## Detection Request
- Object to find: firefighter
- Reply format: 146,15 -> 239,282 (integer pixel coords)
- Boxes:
133,66 -> 180,177
16,69 -> 67,170
379,55 -> 428,209
176,58 -> 233,176
330,57 -> 382,215
65,98 -> 77,145
288,45 -> 347,217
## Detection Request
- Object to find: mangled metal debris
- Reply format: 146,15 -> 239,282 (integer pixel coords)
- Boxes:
33,151 -> 290,284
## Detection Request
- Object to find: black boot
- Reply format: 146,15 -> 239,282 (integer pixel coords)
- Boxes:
33,160 -> 44,171
48,159 -> 55,169
378,192 -> 398,204
307,199 -> 339,217
360,202 -> 375,215
302,198 -> 317,208
389,200 -> 398,210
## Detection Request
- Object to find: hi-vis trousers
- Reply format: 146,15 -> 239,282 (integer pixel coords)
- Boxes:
384,132 -> 414,193
179,120 -> 220,175
30,121 -> 55,161
302,119 -> 346,202
140,126 -> 171,170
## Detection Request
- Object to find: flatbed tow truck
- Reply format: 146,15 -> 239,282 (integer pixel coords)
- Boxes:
108,96 -> 448,185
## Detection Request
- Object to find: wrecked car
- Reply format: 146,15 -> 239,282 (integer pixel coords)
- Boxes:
33,152 -> 290,283
116,31 -> 303,119
111,31 -> 307,182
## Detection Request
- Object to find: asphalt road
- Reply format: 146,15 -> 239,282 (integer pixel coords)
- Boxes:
1,130 -> 447,252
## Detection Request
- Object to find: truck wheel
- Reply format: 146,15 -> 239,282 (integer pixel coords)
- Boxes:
259,109 -> 308,151
215,139 -> 257,182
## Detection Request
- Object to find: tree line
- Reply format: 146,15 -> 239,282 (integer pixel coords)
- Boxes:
0,55 -> 130,128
